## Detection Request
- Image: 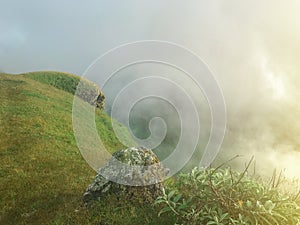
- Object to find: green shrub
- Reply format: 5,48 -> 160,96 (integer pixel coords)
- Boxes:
25,71 -> 105,110
155,166 -> 300,225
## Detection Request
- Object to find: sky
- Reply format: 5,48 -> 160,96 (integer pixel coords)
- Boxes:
1,0 -> 300,177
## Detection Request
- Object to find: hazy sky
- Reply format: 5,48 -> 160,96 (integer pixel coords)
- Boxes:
1,0 -> 300,177
1,0 -> 298,75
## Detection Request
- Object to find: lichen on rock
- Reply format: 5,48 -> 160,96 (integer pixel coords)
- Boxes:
83,147 -> 168,204
76,78 -> 105,110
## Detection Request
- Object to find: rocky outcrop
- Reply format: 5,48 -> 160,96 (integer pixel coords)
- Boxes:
83,147 -> 168,204
76,78 -> 105,110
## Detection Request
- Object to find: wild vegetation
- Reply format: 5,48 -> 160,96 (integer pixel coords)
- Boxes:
0,72 -> 299,225
155,162 -> 300,225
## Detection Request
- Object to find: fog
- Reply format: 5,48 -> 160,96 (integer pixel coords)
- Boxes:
1,0 -> 300,178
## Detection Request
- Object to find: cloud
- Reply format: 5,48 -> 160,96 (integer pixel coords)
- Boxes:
1,0 -> 300,177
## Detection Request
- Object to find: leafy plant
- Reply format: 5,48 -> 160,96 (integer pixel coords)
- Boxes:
155,162 -> 300,225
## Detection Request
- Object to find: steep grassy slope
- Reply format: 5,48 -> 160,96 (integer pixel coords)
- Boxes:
0,72 -> 170,225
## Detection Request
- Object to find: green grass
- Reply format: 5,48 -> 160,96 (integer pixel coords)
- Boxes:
1,71 -> 299,225
0,72 -> 157,225
23,71 -> 81,95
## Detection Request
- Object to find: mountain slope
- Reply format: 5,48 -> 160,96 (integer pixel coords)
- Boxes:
0,72 -> 142,224
1,72 -> 300,225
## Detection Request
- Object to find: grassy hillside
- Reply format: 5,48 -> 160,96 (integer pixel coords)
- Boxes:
0,71 -> 299,225
0,72 -> 166,225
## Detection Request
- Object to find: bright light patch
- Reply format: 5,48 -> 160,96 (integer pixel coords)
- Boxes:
265,71 -> 286,99
268,149 -> 300,179
261,58 -> 286,100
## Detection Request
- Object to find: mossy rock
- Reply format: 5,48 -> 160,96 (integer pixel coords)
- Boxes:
83,147 -> 168,204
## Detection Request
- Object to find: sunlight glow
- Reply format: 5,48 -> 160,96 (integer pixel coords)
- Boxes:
261,58 -> 287,100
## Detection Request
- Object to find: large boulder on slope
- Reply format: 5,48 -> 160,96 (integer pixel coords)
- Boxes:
83,146 -> 168,204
